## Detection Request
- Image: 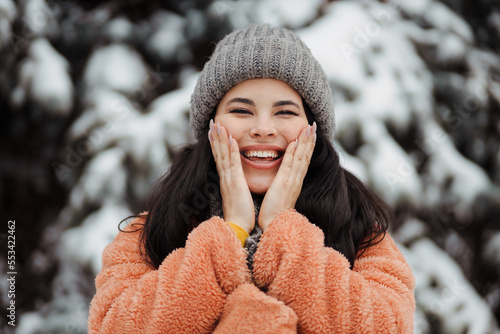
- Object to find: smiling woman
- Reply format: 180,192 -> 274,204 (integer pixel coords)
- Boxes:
214,78 -> 309,196
88,24 -> 415,333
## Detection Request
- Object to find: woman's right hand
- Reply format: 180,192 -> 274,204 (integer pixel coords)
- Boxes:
209,119 -> 255,234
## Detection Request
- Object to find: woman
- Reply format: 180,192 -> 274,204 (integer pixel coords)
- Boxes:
88,24 -> 415,333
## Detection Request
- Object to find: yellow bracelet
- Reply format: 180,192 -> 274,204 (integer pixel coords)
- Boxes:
227,222 -> 250,247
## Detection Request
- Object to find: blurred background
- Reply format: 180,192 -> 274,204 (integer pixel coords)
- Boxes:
0,0 -> 499,333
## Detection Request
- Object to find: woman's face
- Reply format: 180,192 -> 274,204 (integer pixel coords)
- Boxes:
214,78 -> 309,195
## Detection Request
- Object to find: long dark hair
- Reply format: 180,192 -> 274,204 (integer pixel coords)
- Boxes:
122,101 -> 392,269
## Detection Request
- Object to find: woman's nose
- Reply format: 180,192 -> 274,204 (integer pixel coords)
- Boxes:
250,118 -> 277,138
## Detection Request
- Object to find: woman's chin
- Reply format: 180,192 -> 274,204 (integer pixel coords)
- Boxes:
247,178 -> 273,195
249,187 -> 269,196
245,170 -> 278,195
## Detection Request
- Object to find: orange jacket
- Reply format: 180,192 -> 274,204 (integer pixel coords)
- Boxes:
88,209 -> 415,333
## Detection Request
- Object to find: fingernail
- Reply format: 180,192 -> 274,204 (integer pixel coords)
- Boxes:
208,129 -> 213,142
313,133 -> 317,144
312,121 -> 317,134
229,135 -> 233,146
217,122 -> 221,135
210,119 -> 214,132
306,125 -> 311,137
294,138 -> 298,148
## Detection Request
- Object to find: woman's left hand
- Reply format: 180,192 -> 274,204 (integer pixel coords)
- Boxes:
258,122 -> 317,231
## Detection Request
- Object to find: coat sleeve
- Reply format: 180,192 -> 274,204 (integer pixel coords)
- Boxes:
214,283 -> 298,334
88,215 -> 251,334
251,209 -> 415,334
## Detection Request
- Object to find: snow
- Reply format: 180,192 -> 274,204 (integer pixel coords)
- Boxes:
301,1 -> 434,126
464,73 -> 490,109
148,72 -> 198,147
23,0 -> 52,36
424,1 -> 474,42
69,89 -> 141,140
395,0 -> 433,17
83,43 -> 149,95
336,143 -> 369,182
392,217 -> 428,244
253,0 -> 323,28
61,202 -> 131,274
398,0 -> 474,42
406,238 -> 498,334
295,0 -> 494,208
108,111 -> 170,168
0,0 -> 16,48
295,0 -> 435,184
69,88 -> 175,175
71,42 -> 167,156
0,0 -> 16,20
423,119 -> 492,205
17,262 -> 91,334
146,10 -> 189,63
11,38 -> 73,115
297,2 -> 372,85
16,312 -> 46,334
104,17 -> 134,42
205,2 -> 238,28
358,120 -> 422,205
436,33 -> 468,63
185,9 -> 207,41
68,148 -> 128,209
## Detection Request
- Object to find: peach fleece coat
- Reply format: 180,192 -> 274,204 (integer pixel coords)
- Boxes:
88,209 -> 415,333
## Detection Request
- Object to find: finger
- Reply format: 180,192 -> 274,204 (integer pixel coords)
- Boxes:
290,123 -> 315,182
290,125 -> 310,166
274,138 -> 297,180
209,119 -> 224,176
211,120 -> 231,173
208,119 -> 218,163
297,122 -> 316,178
301,121 -> 316,166
296,123 -> 315,169
215,122 -> 231,171
229,135 -> 244,176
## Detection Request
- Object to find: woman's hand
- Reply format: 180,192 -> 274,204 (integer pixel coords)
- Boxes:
209,119 -> 255,234
258,122 -> 317,231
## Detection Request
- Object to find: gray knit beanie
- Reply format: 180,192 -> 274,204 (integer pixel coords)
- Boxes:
190,23 -> 335,141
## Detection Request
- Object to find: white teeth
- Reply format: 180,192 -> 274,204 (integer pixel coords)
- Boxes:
243,150 -> 280,158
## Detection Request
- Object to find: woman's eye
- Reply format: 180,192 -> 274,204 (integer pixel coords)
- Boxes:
277,110 -> 299,116
229,109 -> 251,114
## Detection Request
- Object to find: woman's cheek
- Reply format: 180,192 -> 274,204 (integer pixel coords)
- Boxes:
285,129 -> 302,142
283,121 -> 307,140
229,125 -> 247,140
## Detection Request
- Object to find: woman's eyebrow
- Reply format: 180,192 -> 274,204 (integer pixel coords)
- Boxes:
225,97 -> 255,106
224,98 -> 300,109
272,100 -> 300,108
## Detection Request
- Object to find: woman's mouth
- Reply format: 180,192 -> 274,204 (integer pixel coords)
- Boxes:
242,150 -> 282,162
240,150 -> 284,169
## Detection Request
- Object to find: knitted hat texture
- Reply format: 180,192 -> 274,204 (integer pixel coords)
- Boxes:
190,23 -> 335,140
